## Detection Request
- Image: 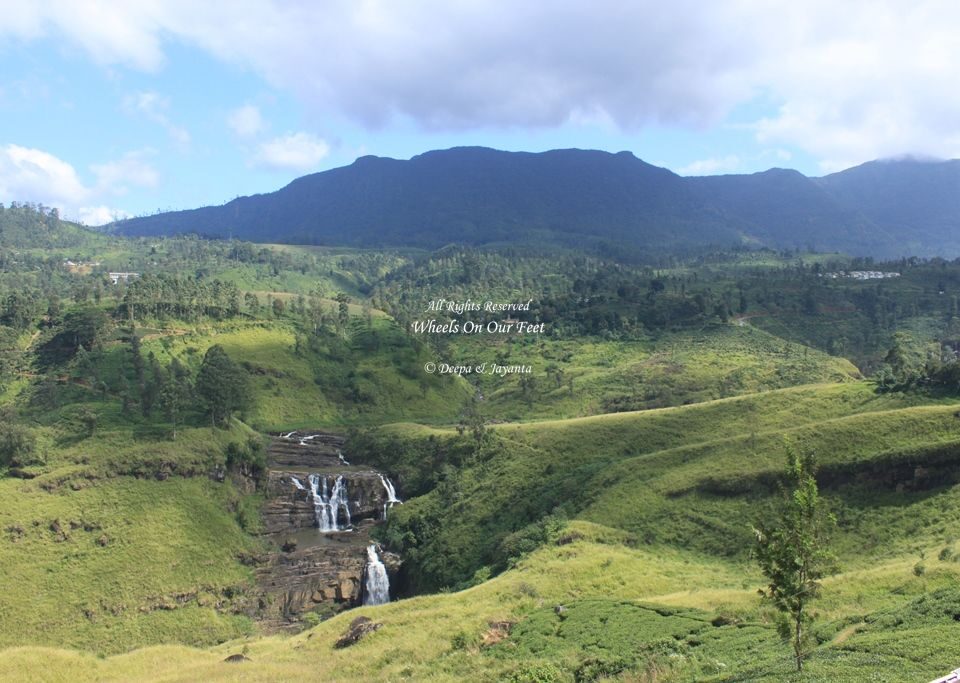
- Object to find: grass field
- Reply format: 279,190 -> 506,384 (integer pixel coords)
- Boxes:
0,472 -> 260,654
2,367 -> 959,680
4,230 -> 960,681
445,324 -> 860,421
1,520 -> 956,682
365,381 -> 960,596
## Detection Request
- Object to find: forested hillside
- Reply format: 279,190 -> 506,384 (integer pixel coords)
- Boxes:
112,148 -> 960,257
2,204 -> 959,681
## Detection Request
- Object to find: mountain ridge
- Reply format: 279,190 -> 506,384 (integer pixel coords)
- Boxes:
111,147 -> 960,257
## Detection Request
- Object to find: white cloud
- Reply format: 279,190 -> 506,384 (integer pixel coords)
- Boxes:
77,205 -> 132,226
255,132 -> 330,171
0,1 -> 165,71
92,152 -> 159,195
227,104 -> 265,137
676,155 -> 741,176
124,91 -> 191,147
7,2 -> 960,168
0,143 -> 150,224
0,143 -> 89,205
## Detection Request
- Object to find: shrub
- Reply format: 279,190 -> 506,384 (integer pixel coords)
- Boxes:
225,436 -> 266,478
508,661 -> 566,683
0,421 -> 37,469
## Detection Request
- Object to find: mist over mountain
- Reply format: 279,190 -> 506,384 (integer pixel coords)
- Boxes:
112,147 -> 960,258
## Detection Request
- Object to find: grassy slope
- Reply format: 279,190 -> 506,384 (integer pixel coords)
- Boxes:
445,324 -> 860,421
134,318 -> 473,430
0,423 -> 262,654
381,382 -> 959,585
2,380 -> 959,680
0,303 -> 470,655
3,232 -> 959,682
2,522 -> 957,682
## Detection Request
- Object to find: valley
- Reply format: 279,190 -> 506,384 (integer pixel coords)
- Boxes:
1,202 -> 959,681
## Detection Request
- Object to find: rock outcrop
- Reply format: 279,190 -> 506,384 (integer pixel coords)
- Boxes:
335,616 -> 383,648
254,432 -> 402,630
258,538 -> 367,617
262,469 -> 390,535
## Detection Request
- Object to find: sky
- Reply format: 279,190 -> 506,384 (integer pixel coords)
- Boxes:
1,0 -> 959,225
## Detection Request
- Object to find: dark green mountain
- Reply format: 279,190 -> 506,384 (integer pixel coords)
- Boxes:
114,148 -> 736,253
111,147 -> 960,257
688,168 -> 890,254
817,157 -> 960,256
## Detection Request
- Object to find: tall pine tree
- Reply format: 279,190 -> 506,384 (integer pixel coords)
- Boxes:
195,345 -> 250,427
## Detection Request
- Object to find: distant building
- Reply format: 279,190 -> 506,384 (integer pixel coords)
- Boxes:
108,272 -> 139,285
820,271 -> 901,280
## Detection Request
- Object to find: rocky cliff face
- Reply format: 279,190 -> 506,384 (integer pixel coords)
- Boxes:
255,432 -> 402,630
262,469 -> 390,535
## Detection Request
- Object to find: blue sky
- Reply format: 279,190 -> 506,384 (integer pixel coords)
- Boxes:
1,1 -> 957,224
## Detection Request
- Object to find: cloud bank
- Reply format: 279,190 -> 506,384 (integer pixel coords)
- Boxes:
255,132 -> 330,171
3,1 -> 960,169
0,144 -> 157,224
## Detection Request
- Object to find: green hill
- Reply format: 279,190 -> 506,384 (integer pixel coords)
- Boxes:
110,148 -> 960,258
3,222 -> 960,681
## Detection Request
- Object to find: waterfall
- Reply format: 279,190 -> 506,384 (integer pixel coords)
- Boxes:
290,476 -> 305,490
337,449 -> 350,465
307,474 -> 333,531
363,545 -> 390,606
280,430 -> 297,439
330,475 -> 352,528
306,474 -> 351,532
379,475 -> 402,520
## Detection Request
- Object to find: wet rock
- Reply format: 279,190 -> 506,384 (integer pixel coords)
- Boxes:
261,469 -> 391,535
334,616 -> 382,648
256,542 -> 367,623
254,432 -> 402,631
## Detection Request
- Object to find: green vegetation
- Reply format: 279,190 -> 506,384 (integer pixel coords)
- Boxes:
0,425 -> 262,654
196,344 -> 251,426
0,523 -> 956,681
754,454 -> 836,671
2,208 -> 960,680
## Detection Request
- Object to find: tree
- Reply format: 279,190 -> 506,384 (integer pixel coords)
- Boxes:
243,292 -> 260,315
753,452 -> 836,672
37,307 -> 112,368
883,332 -> 925,388
78,408 -> 98,438
456,398 -> 488,448
195,345 -> 250,427
0,417 -> 37,469
159,360 -> 193,439
336,292 -> 351,331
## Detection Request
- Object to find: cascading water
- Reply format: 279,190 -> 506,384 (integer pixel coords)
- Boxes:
330,475 -> 352,528
363,545 -> 390,606
306,474 -> 352,532
290,476 -> 305,490
378,475 -> 402,520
